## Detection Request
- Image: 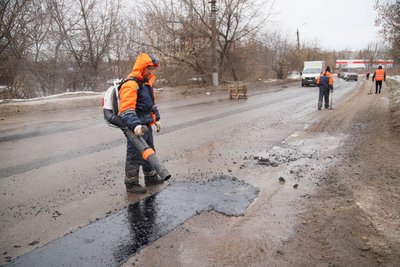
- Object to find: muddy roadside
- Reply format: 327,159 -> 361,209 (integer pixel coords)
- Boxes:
275,79 -> 400,266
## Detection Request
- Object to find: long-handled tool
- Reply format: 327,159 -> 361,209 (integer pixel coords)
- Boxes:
329,90 -> 333,110
367,81 -> 373,95
104,109 -> 171,181
124,126 -> 171,181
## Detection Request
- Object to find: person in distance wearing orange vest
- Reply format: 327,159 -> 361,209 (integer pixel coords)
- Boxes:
119,53 -> 163,194
316,66 -> 334,110
372,65 -> 386,94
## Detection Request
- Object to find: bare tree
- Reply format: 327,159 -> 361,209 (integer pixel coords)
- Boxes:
360,41 -> 387,69
107,15 -> 143,79
374,0 -> 400,62
262,32 -> 295,79
217,0 -> 271,77
47,0 -> 121,90
28,3 -> 51,63
0,0 -> 55,97
136,0 -> 210,83
136,0 -> 273,83
0,0 -> 35,59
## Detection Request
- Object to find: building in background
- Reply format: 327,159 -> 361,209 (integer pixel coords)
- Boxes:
336,59 -> 394,70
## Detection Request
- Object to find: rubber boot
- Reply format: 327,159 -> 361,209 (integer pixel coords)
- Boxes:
124,177 -> 146,194
144,171 -> 164,186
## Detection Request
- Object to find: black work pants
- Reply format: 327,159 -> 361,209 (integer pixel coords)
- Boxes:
318,86 -> 330,109
375,80 -> 383,93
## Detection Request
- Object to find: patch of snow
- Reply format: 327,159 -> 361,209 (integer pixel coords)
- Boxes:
0,85 -> 8,92
0,91 -> 102,105
388,75 -> 400,83
261,79 -> 278,83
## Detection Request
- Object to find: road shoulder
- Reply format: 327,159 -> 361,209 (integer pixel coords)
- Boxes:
277,80 -> 400,265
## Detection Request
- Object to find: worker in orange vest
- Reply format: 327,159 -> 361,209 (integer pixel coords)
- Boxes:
316,66 -> 334,110
372,65 -> 386,94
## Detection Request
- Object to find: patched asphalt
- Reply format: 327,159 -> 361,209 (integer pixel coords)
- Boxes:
8,176 -> 259,267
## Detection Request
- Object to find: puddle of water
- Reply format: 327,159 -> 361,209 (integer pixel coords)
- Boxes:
8,176 -> 259,267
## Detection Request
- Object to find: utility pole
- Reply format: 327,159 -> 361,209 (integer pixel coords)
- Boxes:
210,0 -> 218,86
296,29 -> 300,49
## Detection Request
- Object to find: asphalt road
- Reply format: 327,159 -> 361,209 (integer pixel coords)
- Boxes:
0,78 -> 360,265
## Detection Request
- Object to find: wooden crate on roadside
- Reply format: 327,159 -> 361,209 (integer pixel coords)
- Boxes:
229,83 -> 247,100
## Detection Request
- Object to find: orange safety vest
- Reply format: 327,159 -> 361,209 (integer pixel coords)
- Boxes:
374,69 -> 385,81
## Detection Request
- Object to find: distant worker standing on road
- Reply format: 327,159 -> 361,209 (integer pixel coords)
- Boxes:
119,52 -> 163,194
372,65 -> 386,94
366,72 -> 370,80
316,66 -> 334,110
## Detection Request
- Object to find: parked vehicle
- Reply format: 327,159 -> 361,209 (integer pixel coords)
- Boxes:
338,72 -> 347,79
346,73 -> 358,81
301,61 -> 325,87
288,71 -> 301,80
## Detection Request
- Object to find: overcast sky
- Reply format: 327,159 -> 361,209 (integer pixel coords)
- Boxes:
269,0 -> 380,51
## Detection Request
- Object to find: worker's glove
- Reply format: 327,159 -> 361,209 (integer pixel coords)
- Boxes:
134,125 -> 146,136
155,121 -> 162,133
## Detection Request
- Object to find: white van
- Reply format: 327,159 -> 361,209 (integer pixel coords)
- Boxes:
301,61 -> 325,86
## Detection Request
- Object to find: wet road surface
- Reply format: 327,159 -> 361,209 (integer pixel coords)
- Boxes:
0,79 -> 360,265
